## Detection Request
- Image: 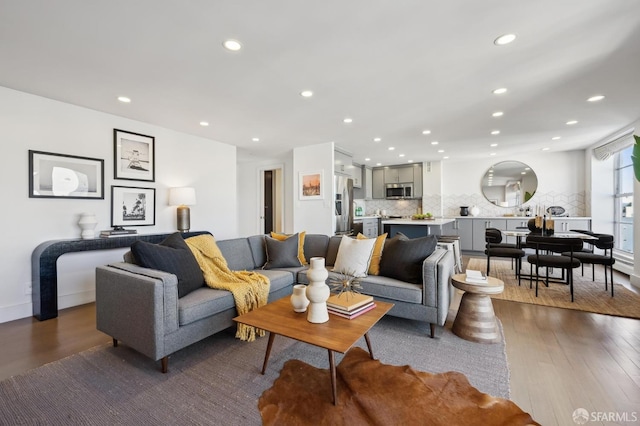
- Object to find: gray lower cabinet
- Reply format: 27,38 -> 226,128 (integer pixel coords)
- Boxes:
554,219 -> 590,232
451,219 -> 473,251
472,219 -> 507,251
362,219 -> 379,238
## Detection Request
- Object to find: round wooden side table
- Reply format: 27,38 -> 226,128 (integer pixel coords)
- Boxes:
451,273 -> 504,344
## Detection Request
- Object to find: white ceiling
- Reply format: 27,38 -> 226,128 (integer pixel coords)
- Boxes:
1,0 -> 640,166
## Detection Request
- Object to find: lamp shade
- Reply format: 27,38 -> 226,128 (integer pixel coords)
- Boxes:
169,187 -> 196,206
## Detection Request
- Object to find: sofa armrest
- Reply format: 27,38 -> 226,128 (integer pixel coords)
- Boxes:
422,248 -> 455,323
95,262 -> 179,361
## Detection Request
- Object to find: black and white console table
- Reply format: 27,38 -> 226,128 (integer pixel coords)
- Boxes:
31,231 -> 210,321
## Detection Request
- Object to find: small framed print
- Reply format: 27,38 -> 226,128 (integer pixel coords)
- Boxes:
114,129 -> 155,182
29,150 -> 104,199
111,186 -> 156,227
299,170 -> 323,200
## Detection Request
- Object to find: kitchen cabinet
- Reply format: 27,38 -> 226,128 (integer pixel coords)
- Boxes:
372,168 -> 385,199
334,149 -> 352,176
362,218 -> 379,238
413,164 -> 423,198
351,163 -> 362,188
472,219 -> 507,251
453,219 -> 474,251
364,167 -> 373,199
553,219 -> 590,232
384,166 -> 414,184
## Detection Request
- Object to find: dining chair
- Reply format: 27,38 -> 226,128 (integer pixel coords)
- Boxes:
525,235 -> 583,302
563,233 -> 615,297
485,228 -> 524,284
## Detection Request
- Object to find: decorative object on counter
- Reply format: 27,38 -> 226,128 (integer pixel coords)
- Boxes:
632,134 -> 640,181
470,206 -> 480,217
329,271 -> 363,296
306,257 -> 330,323
546,206 -> 566,216
412,212 -> 434,220
100,227 -> 137,237
290,284 -> 309,312
460,206 -> 469,216
529,217 -> 554,235
78,213 -> 98,239
169,187 -> 196,232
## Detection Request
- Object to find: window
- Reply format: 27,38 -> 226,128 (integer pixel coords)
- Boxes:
614,145 -> 633,253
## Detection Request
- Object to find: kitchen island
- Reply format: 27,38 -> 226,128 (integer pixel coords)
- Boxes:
382,218 -> 456,238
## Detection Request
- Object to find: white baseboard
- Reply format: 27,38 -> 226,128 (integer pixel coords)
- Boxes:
0,290 -> 95,324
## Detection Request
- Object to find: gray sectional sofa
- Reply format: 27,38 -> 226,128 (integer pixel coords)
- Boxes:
95,233 -> 455,372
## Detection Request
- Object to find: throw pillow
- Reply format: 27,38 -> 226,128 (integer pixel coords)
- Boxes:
379,234 -> 437,284
270,231 -> 307,265
356,233 -> 388,275
130,232 -> 204,298
264,233 -> 302,269
332,235 -> 376,278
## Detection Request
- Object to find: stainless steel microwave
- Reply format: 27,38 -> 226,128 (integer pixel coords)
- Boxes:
385,183 -> 413,199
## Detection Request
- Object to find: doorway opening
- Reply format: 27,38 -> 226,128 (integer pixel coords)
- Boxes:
260,167 -> 284,234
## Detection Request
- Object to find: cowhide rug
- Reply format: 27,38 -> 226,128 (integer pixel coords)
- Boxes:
258,347 -> 539,425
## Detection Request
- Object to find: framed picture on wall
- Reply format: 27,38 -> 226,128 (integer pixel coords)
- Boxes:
299,170 -> 323,200
111,186 -> 156,227
113,129 -> 155,182
28,150 -> 104,199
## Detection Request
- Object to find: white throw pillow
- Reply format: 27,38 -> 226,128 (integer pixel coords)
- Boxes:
332,235 -> 376,278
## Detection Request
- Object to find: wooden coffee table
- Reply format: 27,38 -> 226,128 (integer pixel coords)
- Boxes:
234,296 -> 393,405
451,273 -> 504,344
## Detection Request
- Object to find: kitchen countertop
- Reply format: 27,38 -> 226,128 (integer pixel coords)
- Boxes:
453,216 -> 591,220
381,218 -> 455,226
353,215 -> 381,221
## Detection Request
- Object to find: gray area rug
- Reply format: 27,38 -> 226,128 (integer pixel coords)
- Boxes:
0,316 -> 509,425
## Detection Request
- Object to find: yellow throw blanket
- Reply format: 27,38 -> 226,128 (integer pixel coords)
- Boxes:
185,234 -> 270,342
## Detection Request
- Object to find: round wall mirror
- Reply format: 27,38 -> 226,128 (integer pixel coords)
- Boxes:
481,161 -> 538,208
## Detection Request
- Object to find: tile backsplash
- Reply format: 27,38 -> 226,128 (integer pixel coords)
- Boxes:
363,199 -> 421,217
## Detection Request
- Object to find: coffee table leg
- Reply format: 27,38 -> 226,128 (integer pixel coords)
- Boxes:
261,332 -> 276,375
364,332 -> 374,359
328,350 -> 337,405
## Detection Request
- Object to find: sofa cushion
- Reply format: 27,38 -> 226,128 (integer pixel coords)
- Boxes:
131,232 -> 204,298
325,236 -> 342,266
271,231 -> 307,265
247,235 -> 267,268
264,234 -> 302,269
303,234 -> 330,261
178,287 -> 235,326
216,237 -> 257,271
332,235 -> 376,278
356,233 -> 387,275
379,233 -> 437,284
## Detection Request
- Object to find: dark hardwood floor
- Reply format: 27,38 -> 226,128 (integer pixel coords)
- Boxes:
1,261 -> 638,425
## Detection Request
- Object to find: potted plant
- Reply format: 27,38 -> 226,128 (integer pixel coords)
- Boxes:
633,135 -> 640,182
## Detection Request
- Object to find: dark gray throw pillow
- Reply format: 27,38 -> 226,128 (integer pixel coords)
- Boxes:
379,233 -> 437,284
263,233 -> 302,269
131,232 -> 204,298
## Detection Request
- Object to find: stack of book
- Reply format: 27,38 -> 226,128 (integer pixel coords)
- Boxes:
100,228 -> 137,238
327,292 -> 375,319
464,269 -> 488,284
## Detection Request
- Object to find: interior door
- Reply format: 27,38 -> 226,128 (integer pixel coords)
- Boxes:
263,170 -> 274,234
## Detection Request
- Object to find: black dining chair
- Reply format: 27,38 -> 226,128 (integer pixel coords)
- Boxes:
525,235 -> 583,302
563,233 -> 615,297
485,228 -> 524,284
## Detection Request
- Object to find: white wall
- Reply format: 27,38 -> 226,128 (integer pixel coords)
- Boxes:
0,87 -> 238,323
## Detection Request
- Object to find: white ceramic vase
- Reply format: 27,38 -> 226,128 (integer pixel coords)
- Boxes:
78,213 -> 98,239
290,284 -> 310,313
470,206 -> 480,217
306,257 -> 330,323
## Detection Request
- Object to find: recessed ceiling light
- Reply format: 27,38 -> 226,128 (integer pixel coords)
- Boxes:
492,88 -> 508,95
521,171 -> 526,175
388,147 -> 395,151
376,162 -> 382,166
431,141 -> 439,145
443,156 -> 449,159
491,130 -> 500,135
408,160 -> 414,163
490,152 -> 497,156
343,117 -> 353,124
364,158 -> 371,161
373,137 -> 381,142
494,34 -> 516,45
551,136 -> 561,140
490,143 -> 498,147
199,121 -> 209,127
587,95 -> 605,102
252,137 -> 260,142
117,96 -> 131,103
300,90 -> 313,98
437,149 -> 444,153
399,154 -> 405,157
492,111 -> 504,117
566,120 -> 578,125
422,130 -> 431,135
525,167 -> 530,170
223,39 -> 242,51
542,147 -> 550,151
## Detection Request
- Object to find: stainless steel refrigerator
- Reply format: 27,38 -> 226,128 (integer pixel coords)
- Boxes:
335,175 -> 354,235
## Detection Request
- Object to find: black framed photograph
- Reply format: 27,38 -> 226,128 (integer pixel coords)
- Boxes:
29,150 -> 104,199
111,186 -> 156,227
113,129 -> 155,182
